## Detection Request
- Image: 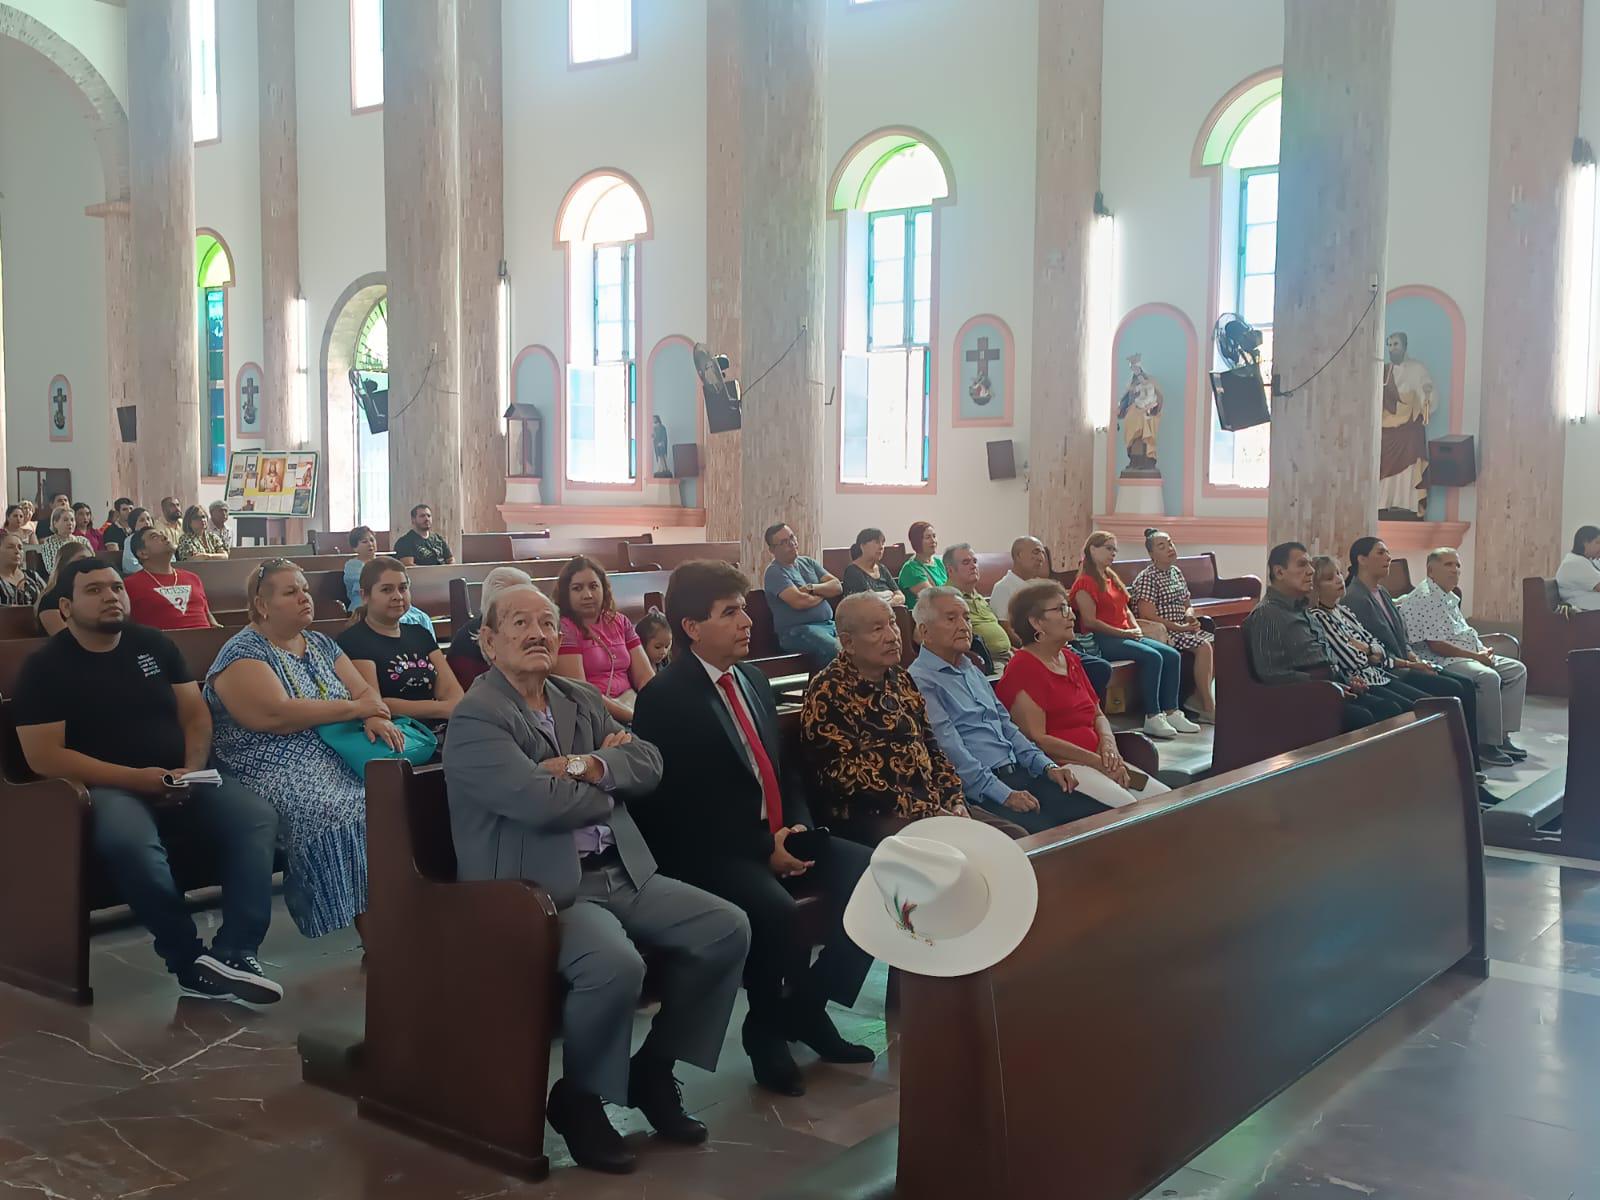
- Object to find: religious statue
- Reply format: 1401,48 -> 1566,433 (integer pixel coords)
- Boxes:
1378,332 -> 1435,519
651,414 -> 674,478
1116,354 -> 1163,477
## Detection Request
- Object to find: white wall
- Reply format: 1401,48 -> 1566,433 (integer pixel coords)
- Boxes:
1,0 -> 127,109
0,38 -> 111,507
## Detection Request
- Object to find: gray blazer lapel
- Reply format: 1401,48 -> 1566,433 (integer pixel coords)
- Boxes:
486,668 -> 559,756
546,680 -> 580,758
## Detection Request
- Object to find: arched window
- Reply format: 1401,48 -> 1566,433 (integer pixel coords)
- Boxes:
832,134 -> 952,488
191,0 -> 219,143
557,171 -> 649,485
569,0 -> 634,66
196,231 -> 233,477
353,296 -> 390,526
350,0 -> 384,112
1199,74 -> 1280,490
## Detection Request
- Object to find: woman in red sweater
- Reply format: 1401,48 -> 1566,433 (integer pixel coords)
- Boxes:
1066,530 -> 1196,740
996,580 -> 1170,808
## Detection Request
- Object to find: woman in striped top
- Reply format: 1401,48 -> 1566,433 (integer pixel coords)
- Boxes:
1307,555 -> 1432,714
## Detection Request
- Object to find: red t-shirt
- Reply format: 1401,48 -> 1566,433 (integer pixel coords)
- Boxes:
994,648 -> 1103,753
1068,571 -> 1133,630
124,568 -> 212,631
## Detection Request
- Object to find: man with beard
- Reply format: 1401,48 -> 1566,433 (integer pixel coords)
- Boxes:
12,558 -> 281,1004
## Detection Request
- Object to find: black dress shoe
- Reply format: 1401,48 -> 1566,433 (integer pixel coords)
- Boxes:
1500,739 -> 1529,761
546,1078 -> 636,1174
1479,745 -> 1515,767
628,1052 -> 706,1145
787,1001 -> 875,1064
743,1015 -> 804,1096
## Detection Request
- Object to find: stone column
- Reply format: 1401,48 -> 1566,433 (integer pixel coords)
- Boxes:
258,0 -> 300,450
1473,0 -> 1582,621
1027,0 -> 1102,566
88,201 -> 137,500
457,0 -> 506,532
1267,0 -> 1394,556
705,0 -> 743,543
127,0 -> 198,505
739,0 -> 826,568
382,0 -> 462,542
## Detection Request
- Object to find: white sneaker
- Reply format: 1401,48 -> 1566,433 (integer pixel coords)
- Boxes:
1165,710 -> 1202,734
1143,714 -> 1178,740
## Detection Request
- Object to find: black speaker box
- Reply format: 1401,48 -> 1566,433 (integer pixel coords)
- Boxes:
1425,435 -> 1476,487
986,440 -> 1017,480
672,443 -> 701,478
116,405 -> 137,443
1209,364 -> 1272,431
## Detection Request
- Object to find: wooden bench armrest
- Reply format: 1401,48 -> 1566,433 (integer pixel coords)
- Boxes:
1114,731 -> 1160,777
1482,632 -> 1521,660
0,777 -> 92,1003
1210,574 -> 1263,601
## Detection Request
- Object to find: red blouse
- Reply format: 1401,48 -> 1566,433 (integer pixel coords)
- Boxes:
995,648 -> 1103,754
1068,570 -> 1133,631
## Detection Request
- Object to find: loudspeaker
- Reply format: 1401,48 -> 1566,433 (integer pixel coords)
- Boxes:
1209,364 -> 1272,432
986,440 -> 1017,480
672,443 -> 701,478
116,406 -> 137,443
1426,435 -> 1476,487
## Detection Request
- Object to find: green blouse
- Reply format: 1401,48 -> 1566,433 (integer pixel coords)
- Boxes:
898,556 -> 949,594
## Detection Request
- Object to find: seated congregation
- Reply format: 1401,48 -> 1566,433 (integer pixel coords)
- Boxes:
2,489 -> 1567,1180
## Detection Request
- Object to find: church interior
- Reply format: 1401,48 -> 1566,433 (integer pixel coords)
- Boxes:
3,0 -> 1600,1196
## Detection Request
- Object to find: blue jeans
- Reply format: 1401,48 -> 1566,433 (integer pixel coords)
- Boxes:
1070,646 -> 1113,700
89,775 -> 278,974
1092,633 -> 1181,715
777,621 -> 840,668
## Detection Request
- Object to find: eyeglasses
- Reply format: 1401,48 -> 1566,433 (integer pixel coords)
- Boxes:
772,536 -> 799,549
256,557 -> 294,581
1039,604 -> 1071,618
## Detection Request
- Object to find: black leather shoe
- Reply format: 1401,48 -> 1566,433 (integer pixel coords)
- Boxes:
743,1015 -> 804,1096
787,1000 -> 875,1064
547,1078 -> 635,1174
628,1053 -> 706,1145
1479,745 -> 1515,767
1500,739 -> 1529,761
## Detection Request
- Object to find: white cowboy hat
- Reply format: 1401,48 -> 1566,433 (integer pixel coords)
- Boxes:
844,816 -> 1038,978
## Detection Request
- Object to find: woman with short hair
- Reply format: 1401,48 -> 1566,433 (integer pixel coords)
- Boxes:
0,531 -> 46,608
1556,525 -> 1600,612
1128,528 -> 1216,722
175,504 -> 229,561
841,528 -> 905,605
33,540 -> 90,635
38,504 -> 92,576
205,560 -> 400,938
554,555 -> 655,723
997,581 -> 1170,807
445,565 -> 533,688
336,556 -> 462,730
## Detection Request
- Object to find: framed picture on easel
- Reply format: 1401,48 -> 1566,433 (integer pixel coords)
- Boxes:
223,449 -> 318,518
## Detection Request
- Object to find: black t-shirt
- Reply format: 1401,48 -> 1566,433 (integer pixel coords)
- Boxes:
393,530 -> 452,566
336,620 -> 440,700
12,625 -> 191,769
449,616 -> 485,666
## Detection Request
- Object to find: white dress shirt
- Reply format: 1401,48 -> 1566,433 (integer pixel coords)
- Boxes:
696,653 -> 766,820
1556,552 -> 1600,611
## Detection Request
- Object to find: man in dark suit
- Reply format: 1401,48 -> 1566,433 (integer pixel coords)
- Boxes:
445,584 -> 750,1175
632,560 -> 876,1097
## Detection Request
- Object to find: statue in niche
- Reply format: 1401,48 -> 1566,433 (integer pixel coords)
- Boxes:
1117,354 -> 1163,478
651,414 -> 674,478
1378,332 -> 1435,519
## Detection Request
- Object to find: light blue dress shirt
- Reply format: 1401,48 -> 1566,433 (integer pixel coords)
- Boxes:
907,645 -> 1053,806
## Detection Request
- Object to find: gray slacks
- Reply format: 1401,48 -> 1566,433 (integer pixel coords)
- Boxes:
1442,655 -> 1527,746
557,859 -> 750,1104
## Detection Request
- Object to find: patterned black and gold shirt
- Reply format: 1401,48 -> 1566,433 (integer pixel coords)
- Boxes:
800,655 -> 965,821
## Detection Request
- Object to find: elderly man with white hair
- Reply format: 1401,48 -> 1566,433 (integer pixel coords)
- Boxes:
444,584 -> 750,1176
907,586 -> 1113,836
444,565 -> 535,688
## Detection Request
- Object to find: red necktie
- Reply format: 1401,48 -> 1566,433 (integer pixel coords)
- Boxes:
716,671 -> 784,833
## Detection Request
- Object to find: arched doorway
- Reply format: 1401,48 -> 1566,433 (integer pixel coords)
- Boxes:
321,274 -> 388,530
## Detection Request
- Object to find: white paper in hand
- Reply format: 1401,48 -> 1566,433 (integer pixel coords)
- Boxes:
162,769 -> 223,788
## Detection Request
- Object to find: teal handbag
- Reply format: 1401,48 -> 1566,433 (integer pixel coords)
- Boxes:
317,715 -> 437,774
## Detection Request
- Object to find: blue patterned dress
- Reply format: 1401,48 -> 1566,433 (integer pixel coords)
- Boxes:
204,628 -> 367,937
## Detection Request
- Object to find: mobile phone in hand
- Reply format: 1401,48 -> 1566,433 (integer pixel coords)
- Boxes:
784,827 -> 831,861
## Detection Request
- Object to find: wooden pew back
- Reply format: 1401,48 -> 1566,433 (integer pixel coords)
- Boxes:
821,543 -> 908,581
459,532 -> 552,563
0,607 -> 39,640
897,703 -> 1485,1199
310,529 -> 390,555
186,555 -> 352,622
1387,556 -> 1414,597
1210,624 -> 1345,774
1520,575 -> 1600,697
447,570 -> 671,633
1563,649 -> 1600,855
625,541 -> 738,572
230,542 -> 312,559
515,534 -> 651,571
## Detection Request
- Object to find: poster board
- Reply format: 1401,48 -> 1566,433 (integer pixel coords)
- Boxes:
223,450 -> 319,517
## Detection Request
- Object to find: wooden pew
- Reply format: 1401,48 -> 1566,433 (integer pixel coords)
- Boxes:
446,570 -> 672,634
0,607 -> 39,640
0,621 -> 345,1003
745,589 -> 820,699
1520,576 -> 1600,697
1387,556 -> 1414,597
821,543 -> 908,581
1558,649 -> 1600,858
310,529 -> 390,555
625,540 -> 738,572
891,700 -> 1485,1199
1102,552 -> 1262,628
230,542 -> 312,559
322,753 -> 833,1178
513,535 -> 651,572
1210,624 -> 1345,775
185,555 -> 353,625
459,532 -> 554,563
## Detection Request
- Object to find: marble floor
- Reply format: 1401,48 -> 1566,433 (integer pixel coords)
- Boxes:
0,695 -> 1591,1199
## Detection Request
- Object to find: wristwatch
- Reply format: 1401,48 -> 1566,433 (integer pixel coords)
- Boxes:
565,755 -> 587,779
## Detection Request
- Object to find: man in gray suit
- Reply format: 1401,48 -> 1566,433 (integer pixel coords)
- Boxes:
444,584 -> 750,1176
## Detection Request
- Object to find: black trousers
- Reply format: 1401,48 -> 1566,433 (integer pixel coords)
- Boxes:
1391,667 -> 1480,763
1341,690 -> 1405,731
682,835 -> 874,1024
